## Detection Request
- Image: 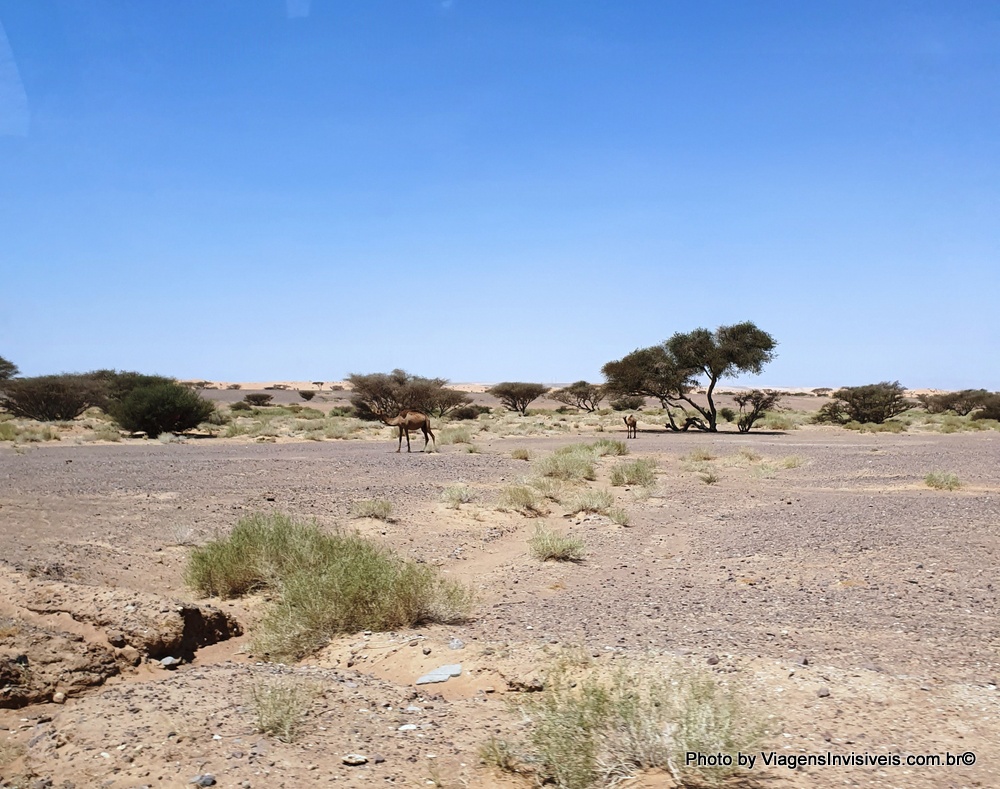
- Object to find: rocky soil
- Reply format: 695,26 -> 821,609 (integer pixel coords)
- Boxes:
1,424 -> 998,788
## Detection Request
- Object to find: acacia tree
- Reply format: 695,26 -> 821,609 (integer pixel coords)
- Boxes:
348,369 -> 471,419
0,355 -> 18,381
733,390 -> 783,433
486,382 -> 550,415
830,381 -> 910,424
549,381 -> 605,412
603,322 -> 777,432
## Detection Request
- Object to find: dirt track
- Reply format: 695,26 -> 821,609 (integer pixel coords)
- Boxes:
1,426 -> 998,787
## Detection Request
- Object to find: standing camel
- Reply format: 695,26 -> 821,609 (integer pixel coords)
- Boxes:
623,414 -> 637,439
379,410 -> 436,453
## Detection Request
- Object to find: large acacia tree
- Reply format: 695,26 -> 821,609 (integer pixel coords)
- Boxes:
348,369 -> 471,419
602,321 -> 777,432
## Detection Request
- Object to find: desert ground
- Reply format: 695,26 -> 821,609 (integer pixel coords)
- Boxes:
1,386 -> 998,789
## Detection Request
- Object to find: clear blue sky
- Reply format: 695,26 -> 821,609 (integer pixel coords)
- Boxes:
2,1 -> 998,389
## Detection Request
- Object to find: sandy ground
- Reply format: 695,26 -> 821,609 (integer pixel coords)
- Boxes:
1,413 -> 998,788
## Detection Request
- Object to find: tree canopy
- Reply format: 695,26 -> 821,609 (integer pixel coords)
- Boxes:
348,369 -> 471,419
486,382 -> 550,415
602,321 -> 777,432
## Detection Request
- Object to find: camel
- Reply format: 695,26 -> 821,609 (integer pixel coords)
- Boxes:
623,414 -> 637,439
379,410 -> 436,453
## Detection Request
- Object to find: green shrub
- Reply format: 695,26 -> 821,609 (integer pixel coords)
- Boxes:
918,389 -> 990,415
610,396 -> 645,412
0,374 -> 105,421
734,389 -> 783,433
108,382 -> 215,438
244,394 -> 274,407
608,507 -> 631,526
298,390 -> 316,401
610,458 -> 657,487
718,406 -> 736,423
528,527 -> 585,562
831,381 -> 910,424
186,513 -> 472,661
925,471 -> 961,491
449,404 -> 491,420
535,448 -> 597,482
231,401 -> 252,412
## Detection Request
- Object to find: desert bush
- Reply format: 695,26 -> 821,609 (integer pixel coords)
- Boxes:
971,393 -> 1000,421
515,662 -> 764,788
488,382 -> 551,415
535,447 -> 597,482
108,382 -> 215,438
608,507 -> 631,526
186,513 -> 472,661
511,447 -> 532,461
227,383 -> 242,390
830,381 -> 910,424
449,404 -> 491,420
925,471 -> 961,491
758,412 -> 798,431
497,485 -> 547,516
250,678 -> 317,742
684,447 -> 716,462
528,477 -> 565,503
699,468 -> 720,485
610,458 -> 657,487
0,422 -> 17,441
565,489 -> 614,515
590,438 -> 628,456
734,390 -> 783,433
918,389 -> 990,415
718,406 -> 736,423
351,499 -> 393,521
298,390 -> 316,401
439,426 -> 473,445
813,401 -> 848,424
528,526 -> 585,562
0,374 -> 105,421
442,485 -> 476,508
244,394 -> 274,407
610,395 -> 645,412
230,401 -> 252,412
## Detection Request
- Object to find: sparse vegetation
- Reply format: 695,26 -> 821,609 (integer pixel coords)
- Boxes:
590,438 -> 628,456
511,447 -> 532,461
683,447 -> 716,462
186,513 -> 472,661
610,458 -> 657,487
610,395 -> 645,411
351,498 -> 394,520
497,485 -> 547,516
565,489 -> 614,515
925,471 -> 961,491
734,389 -> 783,433
535,446 -> 597,482
439,426 -> 473,445
528,526 -> 585,562
244,394 -> 274,407
250,677 -> 317,742
511,661 -> 765,788
607,507 -> 631,526
442,485 -> 476,508
699,469 -> 720,485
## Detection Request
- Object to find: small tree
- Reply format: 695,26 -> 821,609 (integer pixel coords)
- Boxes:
298,390 -> 316,401
109,382 -> 215,438
970,392 -> 1000,421
610,395 -> 645,411
831,381 -> 910,424
0,374 -> 105,420
87,370 -> 175,410
733,390 -> 783,433
550,381 -> 605,413
244,394 -> 274,407
0,355 -> 18,381
487,382 -> 550,415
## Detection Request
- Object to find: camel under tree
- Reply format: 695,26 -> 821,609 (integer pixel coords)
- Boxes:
623,414 -> 637,439
378,410 -> 436,453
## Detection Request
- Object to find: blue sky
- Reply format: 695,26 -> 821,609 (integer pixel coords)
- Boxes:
2,1 -> 997,388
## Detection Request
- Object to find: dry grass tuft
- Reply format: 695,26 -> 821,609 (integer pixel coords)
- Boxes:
528,526 -> 585,562
925,471 -> 961,491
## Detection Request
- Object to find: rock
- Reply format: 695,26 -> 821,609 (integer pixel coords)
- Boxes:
817,687 -> 831,698
416,664 -> 462,685
190,775 -> 216,787
159,656 -> 182,669
707,654 -> 720,665
118,646 -> 142,667
448,638 -> 465,650
398,723 -> 417,731
342,753 -> 368,766
422,647 -> 432,656
106,630 -> 127,648
52,692 -> 66,704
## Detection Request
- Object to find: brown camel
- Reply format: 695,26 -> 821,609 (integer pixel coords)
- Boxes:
623,414 -> 637,439
379,410 -> 436,453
